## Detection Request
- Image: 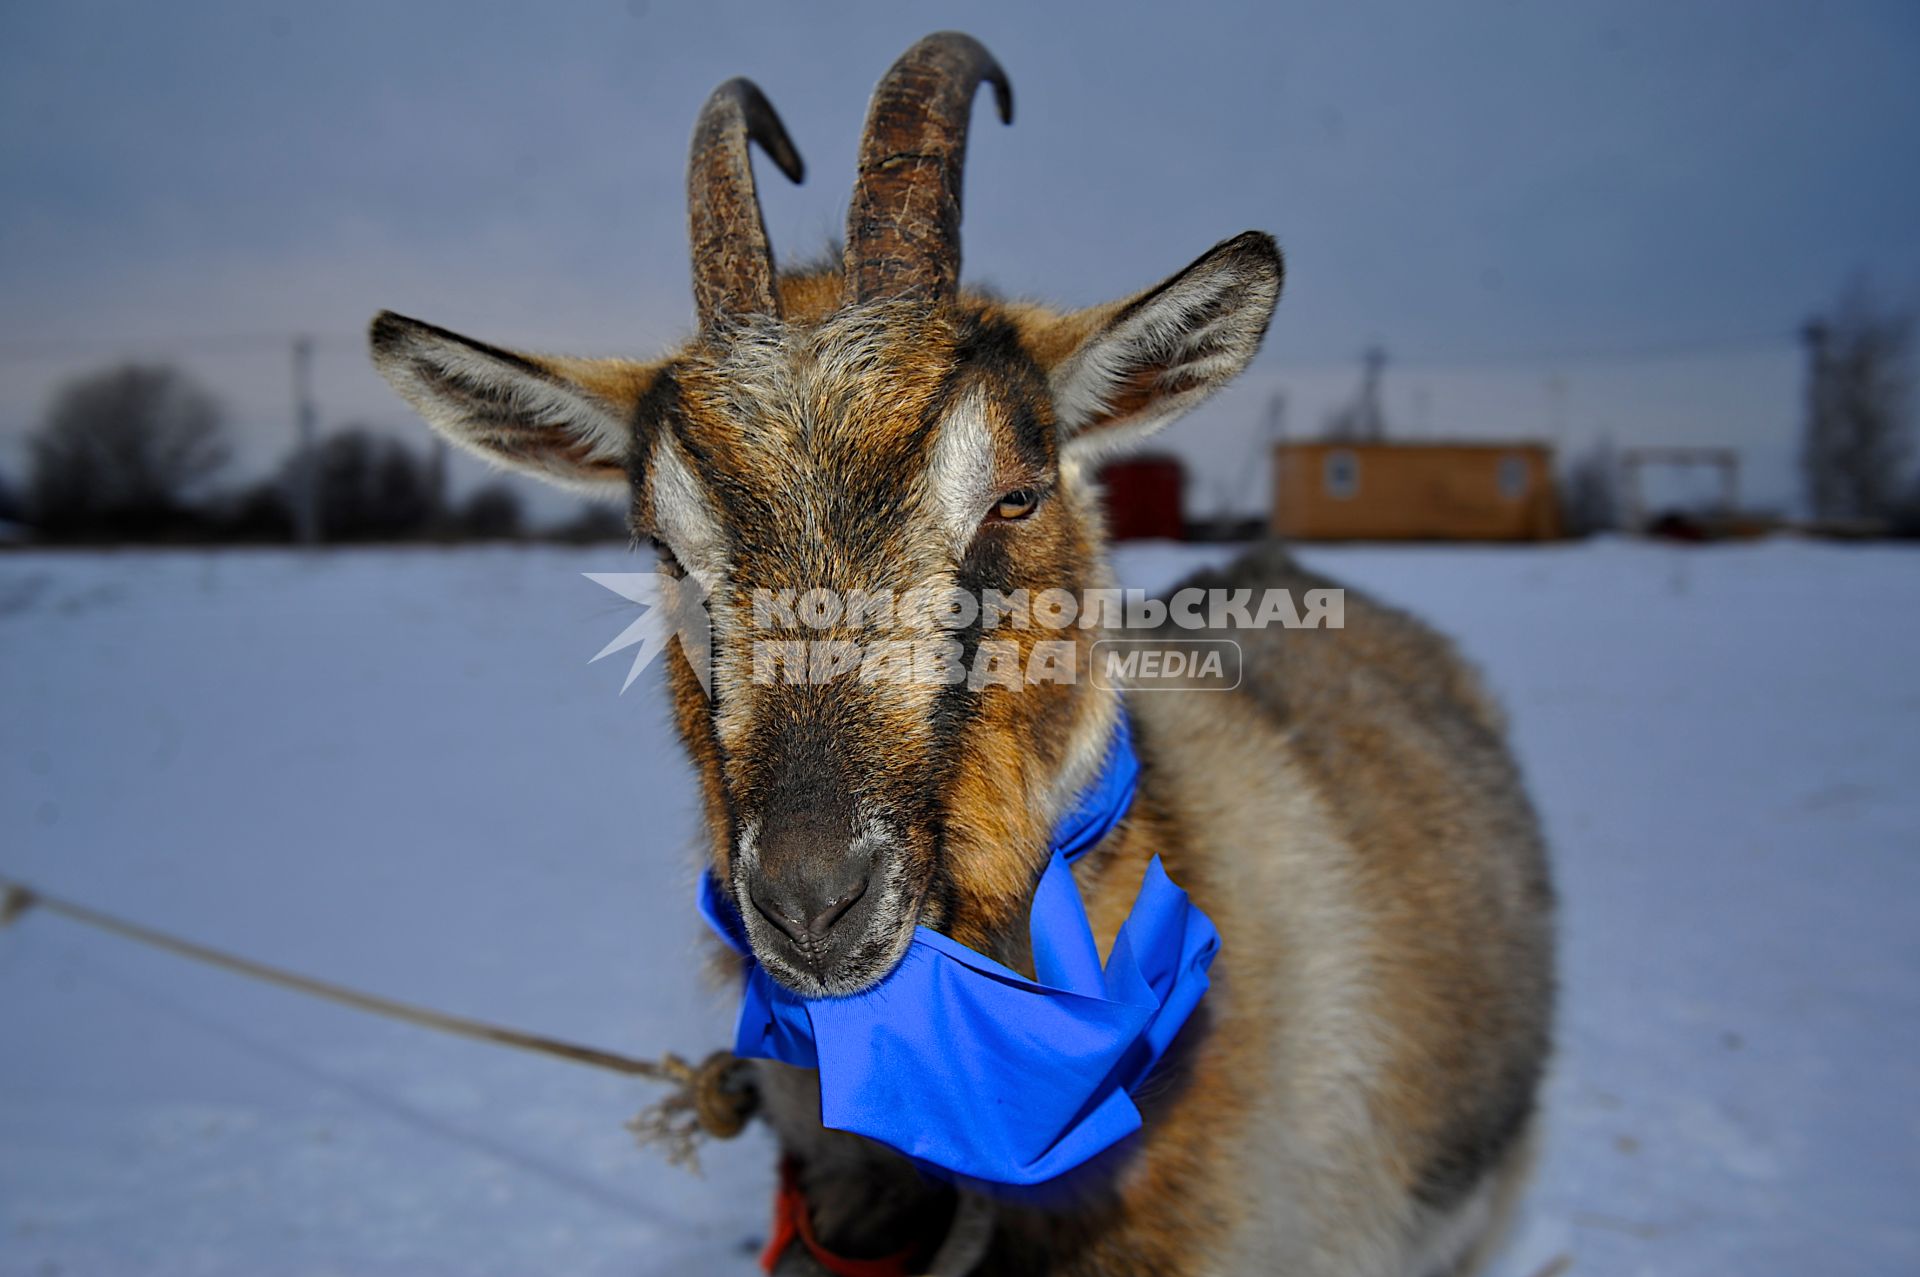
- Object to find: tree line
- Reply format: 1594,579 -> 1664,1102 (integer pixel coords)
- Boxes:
3,363 -> 627,544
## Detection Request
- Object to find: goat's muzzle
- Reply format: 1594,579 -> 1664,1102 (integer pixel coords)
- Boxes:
740,806 -> 894,992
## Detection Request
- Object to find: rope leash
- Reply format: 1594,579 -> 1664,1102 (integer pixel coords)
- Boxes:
0,876 -> 756,1170
1,874 -> 989,1274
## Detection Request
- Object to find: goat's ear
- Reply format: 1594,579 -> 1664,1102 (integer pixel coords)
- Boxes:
1037,231 -> 1281,465
369,311 -> 662,495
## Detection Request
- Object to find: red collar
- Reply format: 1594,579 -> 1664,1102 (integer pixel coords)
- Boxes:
760,1159 -> 921,1277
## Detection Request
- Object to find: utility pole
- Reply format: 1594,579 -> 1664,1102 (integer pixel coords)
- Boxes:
1356,345 -> 1388,441
1263,390 -> 1288,535
291,335 -> 320,545
1546,373 -> 1569,450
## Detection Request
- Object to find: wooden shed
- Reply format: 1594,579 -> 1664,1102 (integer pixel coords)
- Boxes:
1272,441 -> 1560,541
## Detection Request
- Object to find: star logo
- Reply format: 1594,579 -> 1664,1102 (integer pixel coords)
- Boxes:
583,571 -> 713,696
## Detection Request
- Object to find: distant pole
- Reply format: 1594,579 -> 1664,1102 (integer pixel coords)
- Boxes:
1259,387 -> 1290,526
1358,345 -> 1388,441
291,336 -> 320,545
1265,391 -> 1287,446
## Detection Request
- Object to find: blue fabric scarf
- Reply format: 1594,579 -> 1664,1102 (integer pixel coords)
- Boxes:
697,714 -> 1222,1189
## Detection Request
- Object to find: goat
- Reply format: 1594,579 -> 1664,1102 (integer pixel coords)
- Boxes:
370,32 -> 1554,1276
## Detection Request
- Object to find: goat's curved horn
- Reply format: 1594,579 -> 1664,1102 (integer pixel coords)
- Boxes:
844,32 -> 1013,304
687,78 -> 805,330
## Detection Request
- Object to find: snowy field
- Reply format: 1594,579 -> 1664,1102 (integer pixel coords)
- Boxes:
2,539 -> 1916,1276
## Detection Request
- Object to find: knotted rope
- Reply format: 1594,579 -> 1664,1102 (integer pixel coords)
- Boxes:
624,1048 -> 759,1169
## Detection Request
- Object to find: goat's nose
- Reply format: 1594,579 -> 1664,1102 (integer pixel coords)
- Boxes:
744,810 -> 875,940
745,791 -> 876,955
750,870 -> 869,944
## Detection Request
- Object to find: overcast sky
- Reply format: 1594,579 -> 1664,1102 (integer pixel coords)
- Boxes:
3,1 -> 1917,516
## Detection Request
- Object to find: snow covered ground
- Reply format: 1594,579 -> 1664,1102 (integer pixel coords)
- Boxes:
2,539 -> 1916,1276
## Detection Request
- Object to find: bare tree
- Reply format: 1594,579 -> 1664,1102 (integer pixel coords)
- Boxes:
222,477 -> 294,542
27,364 -> 230,537
454,481 -> 525,540
550,501 -> 630,544
1802,282 -> 1914,523
306,426 -> 432,540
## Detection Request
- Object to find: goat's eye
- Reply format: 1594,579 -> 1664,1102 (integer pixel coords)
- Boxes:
649,537 -> 686,576
989,489 -> 1041,522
